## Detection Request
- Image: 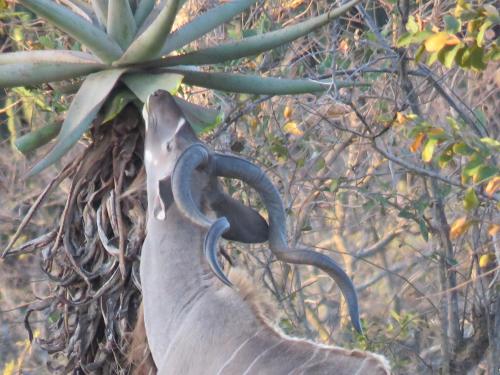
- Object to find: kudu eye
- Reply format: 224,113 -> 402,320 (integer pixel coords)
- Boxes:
165,141 -> 172,152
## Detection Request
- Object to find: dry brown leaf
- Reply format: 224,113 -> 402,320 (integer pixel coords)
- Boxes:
410,132 -> 425,153
326,103 -> 350,117
395,112 -> 409,125
488,223 -> 500,237
485,176 -> 500,197
338,39 -> 349,54
450,217 -> 471,239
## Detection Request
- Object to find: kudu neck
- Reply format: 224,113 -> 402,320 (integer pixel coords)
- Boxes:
143,173 -> 218,287
141,200 -> 218,363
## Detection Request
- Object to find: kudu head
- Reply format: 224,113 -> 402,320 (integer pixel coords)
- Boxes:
143,89 -> 269,241
142,90 -> 363,334
142,90 -> 198,220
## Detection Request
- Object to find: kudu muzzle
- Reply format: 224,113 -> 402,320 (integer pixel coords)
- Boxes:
143,90 -> 363,334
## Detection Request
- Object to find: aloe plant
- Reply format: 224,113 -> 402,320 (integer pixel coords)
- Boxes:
2,0 -> 361,176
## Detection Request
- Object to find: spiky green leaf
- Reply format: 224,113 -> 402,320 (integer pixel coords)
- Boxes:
161,0 -> 257,56
59,0 -> 95,23
108,0 -> 137,49
27,69 -> 126,177
15,123 -> 62,154
156,0 -> 361,66
174,97 -> 223,134
91,0 -> 108,27
122,72 -> 183,102
101,88 -> 137,124
169,69 -> 364,95
0,51 -> 104,88
19,0 -> 122,63
117,0 -> 181,65
134,0 -> 155,28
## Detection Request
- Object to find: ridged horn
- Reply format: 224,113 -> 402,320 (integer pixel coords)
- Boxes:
213,153 -> 363,334
171,143 -> 232,287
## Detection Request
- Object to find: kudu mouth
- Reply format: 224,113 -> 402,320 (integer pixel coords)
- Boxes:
172,143 -> 363,334
144,90 -> 185,135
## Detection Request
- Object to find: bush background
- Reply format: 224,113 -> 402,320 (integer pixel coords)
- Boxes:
1,0 -> 498,373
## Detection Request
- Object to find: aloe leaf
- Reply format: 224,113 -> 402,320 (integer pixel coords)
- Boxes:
160,0 -> 257,56
0,50 -> 104,88
174,97 -> 223,134
117,0 -> 181,65
135,1 -> 163,35
136,0 -> 189,34
19,0 -> 122,63
15,123 -> 62,154
108,0 -> 137,49
122,72 -> 183,102
169,69 -> 365,95
27,69 -> 126,177
59,0 -> 95,24
0,50 -> 102,65
134,0 -> 155,28
91,0 -> 108,28
157,0 -> 361,66
101,88 -> 137,124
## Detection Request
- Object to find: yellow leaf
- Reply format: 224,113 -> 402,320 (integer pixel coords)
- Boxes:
247,116 -> 258,130
488,224 -> 500,237
395,112 -> 409,125
2,360 -> 16,375
283,105 -> 293,120
454,4 -> 465,17
450,217 -> 471,239
479,253 -> 495,268
446,34 -> 461,46
410,132 -> 425,153
283,121 -> 303,136
285,0 -> 304,9
485,176 -> 500,197
422,138 -> 438,163
425,32 -> 450,52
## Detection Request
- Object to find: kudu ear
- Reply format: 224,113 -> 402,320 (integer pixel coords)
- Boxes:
153,176 -> 174,220
210,193 -> 268,244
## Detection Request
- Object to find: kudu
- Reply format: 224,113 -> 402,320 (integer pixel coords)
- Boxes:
138,90 -> 391,374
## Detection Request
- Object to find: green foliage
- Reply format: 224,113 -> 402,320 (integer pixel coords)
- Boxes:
14,123 -> 62,155
405,114 -> 499,225
121,72 -> 183,102
2,0 -> 362,175
397,2 -> 499,71
28,69 -> 126,176
107,0 -> 137,49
